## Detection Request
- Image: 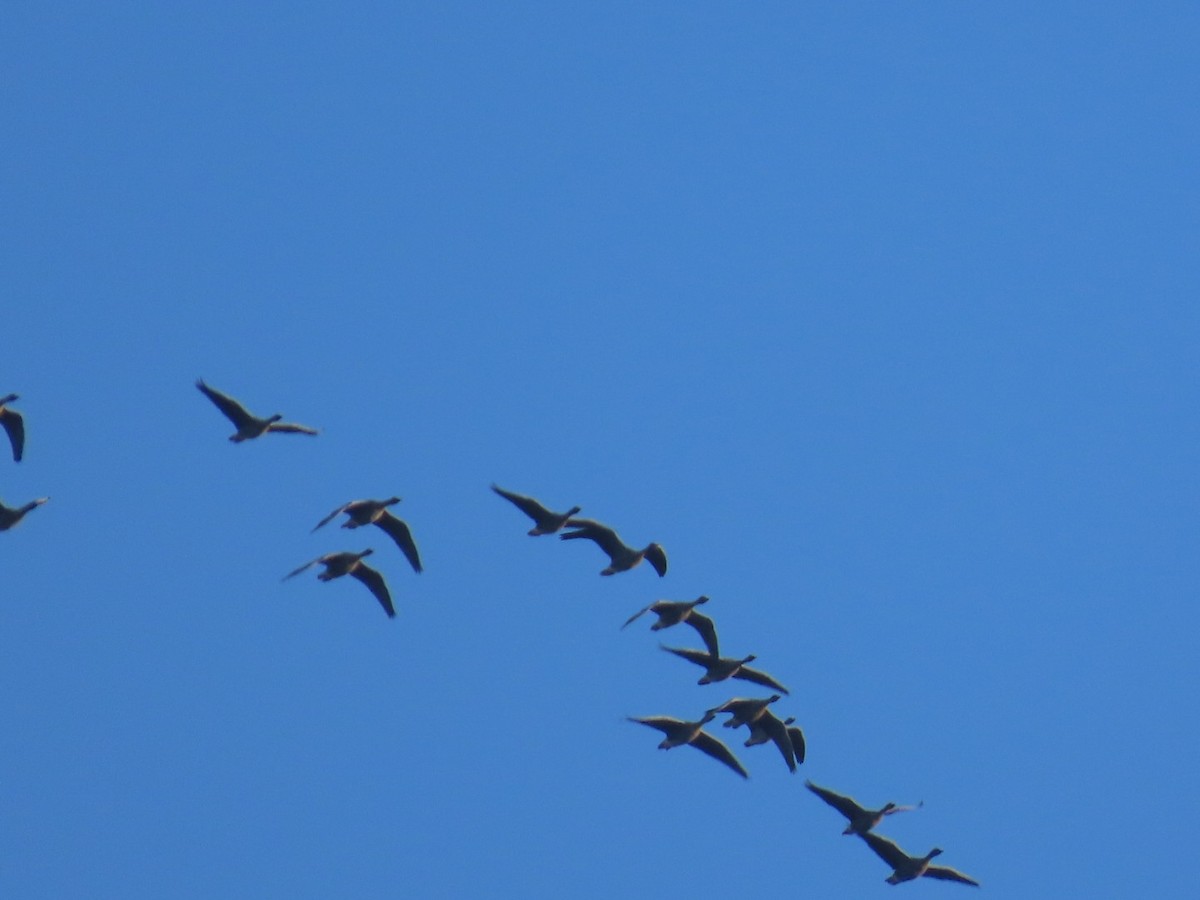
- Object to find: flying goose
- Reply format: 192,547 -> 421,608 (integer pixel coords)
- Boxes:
858,833 -> 979,887
622,596 -> 719,656
490,484 -> 581,535
313,498 -> 422,573
739,708 -> 798,772
283,549 -> 395,618
660,645 -> 789,694
0,394 -> 25,461
627,710 -> 748,779
560,518 -> 667,577
805,780 -> 922,835
707,695 -> 782,730
0,496 -> 48,531
196,379 -> 318,442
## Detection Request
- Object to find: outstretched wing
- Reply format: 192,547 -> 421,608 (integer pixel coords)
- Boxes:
627,715 -> 678,737
924,865 -> 980,887
805,781 -> 865,821
691,731 -> 749,779
196,379 -> 253,429
313,502 -> 352,531
733,664 -> 790,695
621,604 -> 654,630
283,556 -> 324,580
491,484 -> 551,523
660,645 -> 713,669
0,408 -> 25,462
350,563 -> 396,617
559,518 -> 625,558
266,422 -> 318,436
786,723 -> 806,766
375,512 -> 423,573
756,712 -> 796,772
644,543 -> 668,577
685,611 -> 720,657
859,832 -> 910,870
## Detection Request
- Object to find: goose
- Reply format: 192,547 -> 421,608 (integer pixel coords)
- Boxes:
739,708 -> 798,772
490,484 -> 581,535
627,710 -> 748,779
0,394 -> 25,461
283,549 -> 395,618
196,379 -> 318,442
660,645 -> 789,694
313,498 -> 422,573
559,517 -> 667,577
622,596 -> 718,656
805,780 -> 922,835
858,833 -> 979,887
0,496 -> 48,531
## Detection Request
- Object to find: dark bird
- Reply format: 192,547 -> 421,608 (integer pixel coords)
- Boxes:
283,549 -> 395,618
0,495 -> 48,531
740,708 -> 799,772
313,498 -> 422,573
805,780 -> 922,835
560,517 -> 667,577
858,833 -> 979,887
707,694 -> 782,730
490,484 -> 581,535
781,717 -> 807,766
627,710 -> 748,779
196,379 -> 318,442
622,596 -> 718,657
660,645 -> 789,694
0,394 -> 25,461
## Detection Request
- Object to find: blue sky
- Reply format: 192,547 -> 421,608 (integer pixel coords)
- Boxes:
3,2 -> 1198,896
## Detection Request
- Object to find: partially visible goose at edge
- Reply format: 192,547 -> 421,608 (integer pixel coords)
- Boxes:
805,780 -> 921,835
560,517 -> 667,577
627,710 -> 748,779
622,595 -> 718,656
283,549 -> 395,618
0,496 -> 48,531
660,645 -> 789,694
0,394 -> 26,461
314,498 -> 422,573
858,833 -> 979,887
196,379 -> 318,442
491,484 -> 581,536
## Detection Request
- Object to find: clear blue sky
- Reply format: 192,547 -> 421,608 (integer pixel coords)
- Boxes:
4,2 -> 1198,896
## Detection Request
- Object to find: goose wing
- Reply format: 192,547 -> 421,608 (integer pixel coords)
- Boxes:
627,715 -> 681,737
266,421 -> 318,436
924,865 -> 980,887
756,711 -> 796,772
733,664 -> 789,695
490,484 -> 552,523
860,832 -> 911,870
805,781 -> 866,821
644,543 -> 668,577
690,731 -> 749,779
375,511 -> 423,573
313,502 -> 353,531
196,380 -> 255,429
786,722 -> 806,765
0,408 -> 25,462
283,556 -> 325,580
660,645 -> 714,670
559,518 -> 626,559
349,562 -> 396,617
621,603 -> 654,629
684,611 -> 720,657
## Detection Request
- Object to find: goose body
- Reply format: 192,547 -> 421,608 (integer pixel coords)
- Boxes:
628,710 -> 748,779
859,833 -> 978,887
661,645 -> 789,694
284,549 -> 395,618
314,498 -> 422,573
739,708 -> 798,772
491,484 -> 581,535
622,596 -> 718,656
805,780 -> 921,835
196,379 -> 318,442
0,394 -> 26,461
0,496 -> 48,531
560,518 -> 667,577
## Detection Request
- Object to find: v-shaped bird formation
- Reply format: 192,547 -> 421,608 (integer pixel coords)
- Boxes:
5,383 -> 980,889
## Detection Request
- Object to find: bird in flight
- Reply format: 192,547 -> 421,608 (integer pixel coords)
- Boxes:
283,549 -> 395,618
0,393 -> 26,461
490,484 -> 581,535
560,518 -> 667,576
313,498 -> 422,573
196,379 -> 318,442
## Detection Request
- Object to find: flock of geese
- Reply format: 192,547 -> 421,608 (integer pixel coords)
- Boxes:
3,381 -> 980,889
